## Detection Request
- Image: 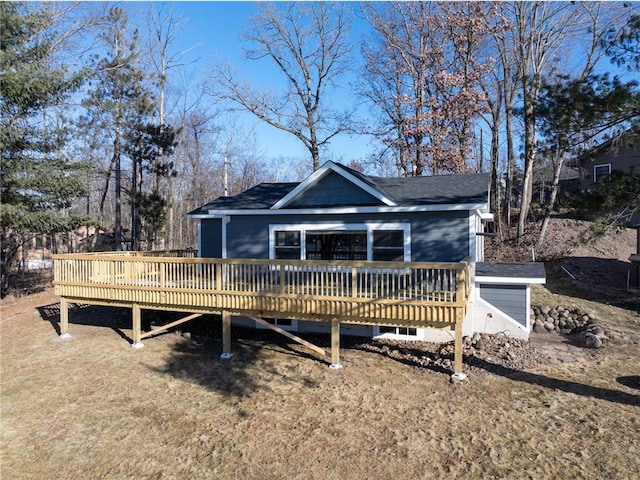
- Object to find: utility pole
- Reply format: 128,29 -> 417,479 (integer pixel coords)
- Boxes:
223,155 -> 229,197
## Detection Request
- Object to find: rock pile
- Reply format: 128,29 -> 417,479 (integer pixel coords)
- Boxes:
531,305 -> 607,348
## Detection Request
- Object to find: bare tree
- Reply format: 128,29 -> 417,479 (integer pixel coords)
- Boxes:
511,2 -> 588,237
143,3 -> 193,248
359,2 -> 497,176
213,2 -> 354,171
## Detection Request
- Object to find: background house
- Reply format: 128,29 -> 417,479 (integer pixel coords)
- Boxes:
189,161 -> 545,341
566,133 -> 639,193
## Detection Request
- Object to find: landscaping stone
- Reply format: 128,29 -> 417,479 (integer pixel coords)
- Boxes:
534,322 -> 547,333
531,303 -> 608,349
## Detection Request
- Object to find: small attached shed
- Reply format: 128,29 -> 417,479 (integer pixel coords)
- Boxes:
474,262 -> 546,339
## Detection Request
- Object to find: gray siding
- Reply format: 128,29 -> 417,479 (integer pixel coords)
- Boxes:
224,211 -> 469,261
479,284 -> 527,327
410,211 -> 469,262
289,171 -> 381,207
200,219 -> 222,258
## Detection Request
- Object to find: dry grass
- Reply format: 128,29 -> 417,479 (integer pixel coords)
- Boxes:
1,288 -> 639,480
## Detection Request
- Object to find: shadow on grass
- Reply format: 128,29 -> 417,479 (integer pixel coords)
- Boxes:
466,356 -> 640,407
37,302 -> 637,405
361,341 -> 640,407
617,375 -> 640,391
37,302 -> 324,398
148,327 -> 323,400
38,301 -> 132,339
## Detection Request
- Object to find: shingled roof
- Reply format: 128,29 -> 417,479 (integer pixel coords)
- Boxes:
476,262 -> 546,282
189,161 -> 489,215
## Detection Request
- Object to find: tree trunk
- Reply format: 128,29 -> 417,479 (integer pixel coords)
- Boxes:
489,112 -> 502,239
98,158 -> 115,222
536,154 -> 565,248
518,84 -> 538,238
114,120 -> 122,251
504,87 -> 515,231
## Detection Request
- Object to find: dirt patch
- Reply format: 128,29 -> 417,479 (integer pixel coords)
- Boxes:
487,218 -> 639,309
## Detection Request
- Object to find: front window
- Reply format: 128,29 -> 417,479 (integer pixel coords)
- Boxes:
306,231 -> 367,260
270,223 -> 410,262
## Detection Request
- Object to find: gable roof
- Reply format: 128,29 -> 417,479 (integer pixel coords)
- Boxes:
188,161 -> 489,216
189,183 -> 298,214
272,161 -> 397,209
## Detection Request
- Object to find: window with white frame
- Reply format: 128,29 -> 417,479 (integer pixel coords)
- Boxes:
372,230 -> 405,261
378,326 -> 418,336
306,230 -> 367,260
256,318 -> 298,331
274,231 -> 301,259
269,223 -> 411,262
593,164 -> 611,182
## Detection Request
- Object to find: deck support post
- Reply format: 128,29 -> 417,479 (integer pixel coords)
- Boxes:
131,304 -> 144,348
220,311 -> 233,359
329,318 -> 343,369
451,320 -> 466,381
59,297 -> 71,338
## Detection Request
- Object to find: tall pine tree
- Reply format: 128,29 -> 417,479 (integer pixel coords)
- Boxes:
0,3 -> 93,295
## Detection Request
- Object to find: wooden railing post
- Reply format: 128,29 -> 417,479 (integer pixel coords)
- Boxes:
280,261 -> 286,295
456,265 -> 465,305
215,263 -> 221,291
351,266 -> 357,298
159,260 -> 166,288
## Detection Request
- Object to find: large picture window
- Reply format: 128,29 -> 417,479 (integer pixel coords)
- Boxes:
306,231 -> 367,261
269,223 -> 410,262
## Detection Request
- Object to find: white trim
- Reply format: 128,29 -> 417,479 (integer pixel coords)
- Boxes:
197,220 -> 202,256
186,203 -> 488,218
373,326 -> 423,340
268,222 -> 411,262
271,161 -> 397,209
221,216 -> 230,259
525,284 -> 531,331
256,318 -> 299,331
468,211 -> 476,260
478,211 -> 494,221
593,163 -> 611,182
476,275 -> 546,285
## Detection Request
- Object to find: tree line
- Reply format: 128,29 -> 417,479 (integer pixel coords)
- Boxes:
2,2 -> 639,295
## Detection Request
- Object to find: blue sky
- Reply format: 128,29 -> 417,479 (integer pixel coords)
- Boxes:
166,1 -> 373,164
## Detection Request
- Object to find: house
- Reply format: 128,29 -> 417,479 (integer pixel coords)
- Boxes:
188,161 -> 545,341
566,133 -> 639,193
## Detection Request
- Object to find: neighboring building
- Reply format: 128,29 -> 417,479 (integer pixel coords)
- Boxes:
189,161 -> 545,341
566,134 -> 639,193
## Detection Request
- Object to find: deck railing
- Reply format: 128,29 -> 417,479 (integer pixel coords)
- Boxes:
53,253 -> 471,328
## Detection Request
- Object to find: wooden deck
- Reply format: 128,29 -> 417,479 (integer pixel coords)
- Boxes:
53,251 -> 471,373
